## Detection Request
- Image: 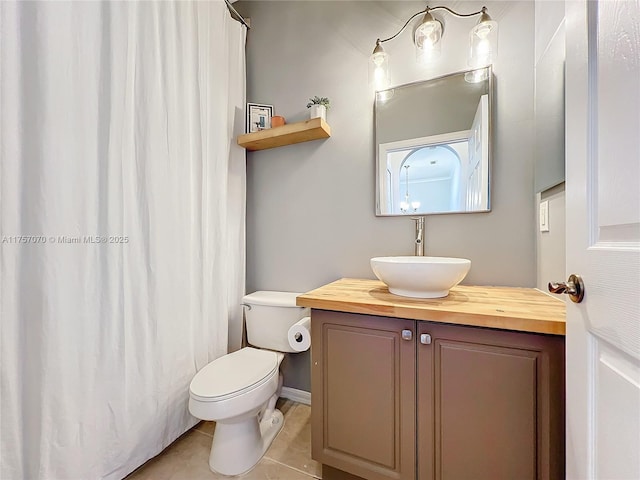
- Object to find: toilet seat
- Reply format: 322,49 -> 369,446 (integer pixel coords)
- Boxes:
190,347 -> 280,403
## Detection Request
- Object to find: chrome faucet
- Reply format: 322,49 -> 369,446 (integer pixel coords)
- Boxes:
412,216 -> 425,256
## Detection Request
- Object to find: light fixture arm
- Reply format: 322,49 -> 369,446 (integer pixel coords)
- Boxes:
377,6 -> 488,46
378,9 -> 429,45
428,5 -> 487,19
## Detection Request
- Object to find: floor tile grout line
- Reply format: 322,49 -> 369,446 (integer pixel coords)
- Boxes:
187,401 -> 317,478
262,456 -> 321,479
192,427 -> 214,439
282,400 -> 299,420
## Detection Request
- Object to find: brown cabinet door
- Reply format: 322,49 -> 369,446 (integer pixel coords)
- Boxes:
417,322 -> 565,480
311,310 -> 416,480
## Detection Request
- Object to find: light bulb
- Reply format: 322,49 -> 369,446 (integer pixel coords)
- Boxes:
411,201 -> 421,211
415,21 -> 441,48
374,67 -> 389,91
477,38 -> 491,53
414,14 -> 442,64
474,23 -> 493,39
419,21 -> 439,37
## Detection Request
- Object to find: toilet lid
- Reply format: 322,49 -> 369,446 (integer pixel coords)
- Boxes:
242,291 -> 300,307
190,347 -> 279,401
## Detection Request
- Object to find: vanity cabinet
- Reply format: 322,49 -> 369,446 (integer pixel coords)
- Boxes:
310,310 -> 417,479
310,310 -> 565,480
416,321 -> 564,480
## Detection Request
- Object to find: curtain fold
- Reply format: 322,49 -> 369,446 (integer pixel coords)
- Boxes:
0,1 -> 246,478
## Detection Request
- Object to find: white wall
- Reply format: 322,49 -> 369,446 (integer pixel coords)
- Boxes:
236,0 -> 537,390
537,184 -> 566,290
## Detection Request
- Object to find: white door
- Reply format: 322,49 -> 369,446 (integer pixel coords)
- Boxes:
564,1 -> 640,479
465,94 -> 489,211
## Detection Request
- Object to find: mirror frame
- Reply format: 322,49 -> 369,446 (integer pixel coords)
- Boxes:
374,67 -> 493,217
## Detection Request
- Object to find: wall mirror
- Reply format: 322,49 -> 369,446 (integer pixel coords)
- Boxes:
375,66 -> 492,216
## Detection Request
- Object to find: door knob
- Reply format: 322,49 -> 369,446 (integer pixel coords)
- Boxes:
548,274 -> 585,303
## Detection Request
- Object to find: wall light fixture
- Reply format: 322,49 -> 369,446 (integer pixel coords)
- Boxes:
369,5 -> 498,91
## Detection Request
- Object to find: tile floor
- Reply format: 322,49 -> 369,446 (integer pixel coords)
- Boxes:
126,399 -> 321,480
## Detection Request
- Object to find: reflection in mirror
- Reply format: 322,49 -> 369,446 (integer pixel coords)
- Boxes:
375,67 -> 492,216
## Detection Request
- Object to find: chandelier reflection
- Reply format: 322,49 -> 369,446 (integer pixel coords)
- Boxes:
400,164 -> 421,214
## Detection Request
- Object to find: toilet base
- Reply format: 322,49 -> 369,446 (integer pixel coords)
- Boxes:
208,408 -> 284,476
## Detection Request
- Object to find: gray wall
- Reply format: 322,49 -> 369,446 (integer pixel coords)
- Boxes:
376,73 -> 488,144
236,1 -> 536,391
534,0 -> 566,291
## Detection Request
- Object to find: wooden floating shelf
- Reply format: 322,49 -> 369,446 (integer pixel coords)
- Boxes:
237,117 -> 331,151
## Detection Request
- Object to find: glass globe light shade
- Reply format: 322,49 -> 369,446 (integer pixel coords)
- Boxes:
468,11 -> 498,68
414,13 -> 442,64
369,42 -> 390,91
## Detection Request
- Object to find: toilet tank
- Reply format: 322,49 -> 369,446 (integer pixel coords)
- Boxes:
242,291 -> 310,353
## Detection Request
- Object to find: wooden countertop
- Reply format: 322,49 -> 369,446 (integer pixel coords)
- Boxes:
296,278 -> 566,336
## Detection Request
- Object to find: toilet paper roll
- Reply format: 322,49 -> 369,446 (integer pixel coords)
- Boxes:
287,316 -> 311,352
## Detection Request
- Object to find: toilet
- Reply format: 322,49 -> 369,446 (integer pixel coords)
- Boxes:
188,291 -> 309,476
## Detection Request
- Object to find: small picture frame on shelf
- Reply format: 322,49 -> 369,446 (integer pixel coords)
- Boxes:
246,103 -> 274,133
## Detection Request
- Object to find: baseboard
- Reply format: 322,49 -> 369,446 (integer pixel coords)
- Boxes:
280,386 -> 311,405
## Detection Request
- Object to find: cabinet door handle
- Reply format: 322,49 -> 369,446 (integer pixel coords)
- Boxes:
401,329 -> 413,341
420,333 -> 432,345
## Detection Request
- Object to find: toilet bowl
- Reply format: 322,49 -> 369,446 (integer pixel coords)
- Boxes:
189,347 -> 285,475
188,291 -> 308,476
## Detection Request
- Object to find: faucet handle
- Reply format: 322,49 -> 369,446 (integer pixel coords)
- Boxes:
411,216 -> 425,229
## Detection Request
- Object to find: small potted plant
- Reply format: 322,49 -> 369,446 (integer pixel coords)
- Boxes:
306,96 -> 330,121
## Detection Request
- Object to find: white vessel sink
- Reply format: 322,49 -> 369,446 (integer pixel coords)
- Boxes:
370,256 -> 471,299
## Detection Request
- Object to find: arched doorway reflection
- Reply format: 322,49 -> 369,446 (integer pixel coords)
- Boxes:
398,144 -> 464,213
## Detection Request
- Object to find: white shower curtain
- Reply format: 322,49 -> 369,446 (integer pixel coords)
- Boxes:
0,1 -> 246,478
